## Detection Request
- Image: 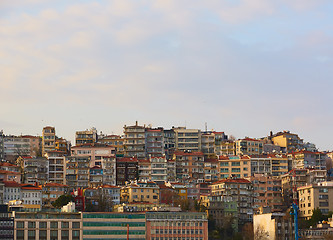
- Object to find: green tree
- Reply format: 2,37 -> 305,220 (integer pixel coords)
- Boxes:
52,195 -> 74,208
309,208 -> 324,227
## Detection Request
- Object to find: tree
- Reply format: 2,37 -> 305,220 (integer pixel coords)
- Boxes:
52,195 -> 74,208
309,208 -> 324,227
242,222 -> 254,240
254,225 -> 269,240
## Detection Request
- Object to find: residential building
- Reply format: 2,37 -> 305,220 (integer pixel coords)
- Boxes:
174,127 -> 201,152
121,181 -> 159,204
164,129 -> 175,159
210,178 -> 254,227
262,143 -> 281,154
82,212 -> 145,240
145,127 -> 164,158
150,156 -> 167,184
204,158 -> 219,183
138,159 -> 151,181
54,137 -> 70,153
0,162 -> 20,173
0,169 -> 21,183
21,135 -> 41,157
75,127 -> 98,146
116,157 -> 138,186
288,150 -> 327,170
89,166 -> 103,188
250,155 -> 272,175
18,157 -> 48,184
100,184 -> 121,205
0,204 -> 14,240
298,181 -> 333,219
167,159 -> 176,182
98,135 -> 125,156
21,183 -> 42,211
42,182 -> 68,206
253,211 -> 294,240
3,181 -> 21,204
201,132 -> 216,156
216,140 -> 235,156
235,138 -> 263,155
42,126 -> 56,156
146,212 -> 208,240
173,150 -> 204,184
13,211 -> 82,240
248,174 -> 283,213
45,151 -> 67,184
71,143 -> 116,167
65,156 -> 90,190
167,182 -> 187,200
271,131 -> 303,153
218,155 -> 251,179
123,121 -> 146,159
101,156 -> 116,186
3,135 -> 31,162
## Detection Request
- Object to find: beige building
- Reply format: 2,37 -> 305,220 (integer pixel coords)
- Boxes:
216,140 -> 235,156
120,181 -> 159,204
271,131 -> 303,153
235,138 -> 263,155
98,135 -> 125,155
75,127 -> 98,146
174,127 -> 201,152
45,151 -> 67,184
123,122 -> 146,159
298,181 -> 333,219
42,126 -> 56,156
218,155 -> 251,179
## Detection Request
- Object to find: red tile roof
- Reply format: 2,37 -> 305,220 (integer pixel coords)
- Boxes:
100,184 -> 120,189
3,181 -> 21,187
0,170 -> 20,175
44,183 -> 68,187
240,137 -> 261,142
117,157 -> 138,162
0,162 -> 17,167
205,158 -> 218,163
173,151 -> 204,156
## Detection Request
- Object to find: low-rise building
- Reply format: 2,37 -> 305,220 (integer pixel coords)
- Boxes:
146,212 -> 208,240
121,181 -> 159,204
42,182 -> 69,206
3,181 -> 21,204
21,183 -> 42,211
218,155 -> 251,179
235,138 -> 263,155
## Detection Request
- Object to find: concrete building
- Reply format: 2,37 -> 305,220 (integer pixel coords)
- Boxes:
271,131 -> 303,153
210,178 -> 254,227
218,155 -> 251,179
145,127 -> 164,158
3,181 -> 21,204
0,169 -> 21,183
174,127 -> 201,152
235,138 -> 263,155
146,212 -> 208,240
75,127 -> 98,146
288,150 -> 327,170
138,159 -> 151,181
248,174 -> 283,213
216,140 -> 235,156
42,126 -> 56,156
163,129 -> 175,159
54,137 -> 70,153
21,135 -> 41,157
82,212 -> 145,240
150,156 -> 167,184
71,143 -> 116,167
98,135 -> 125,156
253,211 -> 293,240
21,183 -> 42,211
3,135 -> 31,162
121,181 -> 159,204
45,151 -> 67,184
116,157 -> 138,186
99,184 -> 121,205
204,158 -> 219,183
123,122 -> 146,159
89,166 -> 103,188
65,156 -> 90,190
101,156 -> 116,186
298,181 -> 333,219
167,159 -> 176,182
18,157 -> 48,185
0,130 -> 4,161
201,132 -> 216,156
173,151 -> 205,184
0,204 -> 14,240
13,211 -> 82,240
42,182 -> 69,207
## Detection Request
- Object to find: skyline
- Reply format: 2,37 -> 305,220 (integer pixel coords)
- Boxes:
1,0 -> 333,150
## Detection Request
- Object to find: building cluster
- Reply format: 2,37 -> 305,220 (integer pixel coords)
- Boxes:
0,124 -> 333,239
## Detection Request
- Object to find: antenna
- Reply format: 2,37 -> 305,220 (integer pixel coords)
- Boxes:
205,122 -> 207,132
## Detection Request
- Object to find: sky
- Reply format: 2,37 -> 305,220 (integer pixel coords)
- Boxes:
1,0 -> 333,150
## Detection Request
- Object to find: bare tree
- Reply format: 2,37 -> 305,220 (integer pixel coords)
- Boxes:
254,225 -> 269,240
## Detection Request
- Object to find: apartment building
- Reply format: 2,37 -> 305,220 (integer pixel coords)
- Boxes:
65,156 -> 90,190
145,127 -> 164,158
41,182 -> 68,206
54,138 -> 70,153
248,174 -> 283,213
101,156 -> 116,186
45,151 -> 67,184
42,126 -> 56,156
75,127 -> 98,146
89,166 -> 103,188
271,131 -> 303,153
210,178 -> 254,227
0,162 -> 20,173
98,135 -> 125,156
71,143 -> 116,167
3,181 -> 21,204
82,212 -> 145,240
138,159 -> 151,181
164,129 -> 175,159
123,122 -> 146,159
174,127 -> 201,152
18,157 -> 48,185
146,212 -> 208,240
235,138 -> 263,155
3,135 -> 31,162
298,181 -> 333,219
201,132 -> 215,156
21,135 -> 41,157
99,184 -> 121,205
13,211 -> 82,240
116,157 -> 138,186
173,151 -> 204,184
216,140 -> 235,156
288,150 -> 327,170
218,155 -> 251,179
250,155 -> 272,175
121,181 -> 159,204
21,184 -> 42,211
167,159 -> 176,182
151,156 -> 167,184
204,158 -> 219,183
0,130 -> 4,160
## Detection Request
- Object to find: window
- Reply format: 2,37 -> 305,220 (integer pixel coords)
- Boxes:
72,222 -> 80,229
50,222 -> 58,228
39,230 -> 47,240
39,222 -> 47,228
16,221 -> 24,228
62,222 -> 69,228
28,222 -> 36,228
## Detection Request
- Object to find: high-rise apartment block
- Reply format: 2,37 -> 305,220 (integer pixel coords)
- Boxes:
75,127 -> 98,146
235,138 -> 263,155
145,127 -> 164,158
124,122 -> 145,159
174,127 -> 201,152
42,126 -> 56,156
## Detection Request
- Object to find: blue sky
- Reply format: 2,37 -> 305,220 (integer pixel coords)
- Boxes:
1,0 -> 333,150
